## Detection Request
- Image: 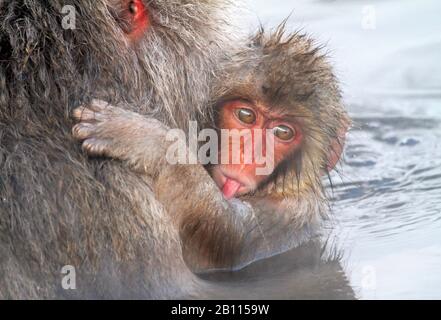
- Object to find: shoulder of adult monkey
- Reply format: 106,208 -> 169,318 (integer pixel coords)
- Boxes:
0,0 -> 235,299
0,0 -> 234,127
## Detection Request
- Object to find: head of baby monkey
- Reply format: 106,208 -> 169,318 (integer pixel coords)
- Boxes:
208,28 -> 350,205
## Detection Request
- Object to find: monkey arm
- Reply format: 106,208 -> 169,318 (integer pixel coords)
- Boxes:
156,164 -> 312,272
72,100 -> 172,177
72,101 -> 306,272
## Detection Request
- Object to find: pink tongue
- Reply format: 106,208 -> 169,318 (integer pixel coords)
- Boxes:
222,179 -> 242,200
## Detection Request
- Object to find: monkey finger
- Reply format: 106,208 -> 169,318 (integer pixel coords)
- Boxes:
89,99 -> 124,115
82,138 -> 112,157
72,106 -> 99,123
72,105 -> 113,123
72,123 -> 99,140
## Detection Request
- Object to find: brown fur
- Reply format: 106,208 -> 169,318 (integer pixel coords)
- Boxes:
0,0 -> 234,299
72,26 -> 351,274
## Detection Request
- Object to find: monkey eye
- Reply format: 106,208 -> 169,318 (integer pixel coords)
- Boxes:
273,125 -> 295,141
235,108 -> 257,125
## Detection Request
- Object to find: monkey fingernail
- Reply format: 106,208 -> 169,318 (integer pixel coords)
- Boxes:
72,106 -> 86,120
82,138 -> 110,157
90,99 -> 116,113
72,106 -> 100,122
73,106 -> 114,123
72,123 -> 98,140
90,99 -> 110,107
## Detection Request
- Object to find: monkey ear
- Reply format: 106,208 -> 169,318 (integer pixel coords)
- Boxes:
326,124 -> 349,172
112,0 -> 150,41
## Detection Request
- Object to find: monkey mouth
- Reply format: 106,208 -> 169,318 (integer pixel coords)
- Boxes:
212,167 -> 251,200
222,178 -> 243,200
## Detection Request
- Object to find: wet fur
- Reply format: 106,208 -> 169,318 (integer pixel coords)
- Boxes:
0,0 -> 233,299
71,27 -> 350,275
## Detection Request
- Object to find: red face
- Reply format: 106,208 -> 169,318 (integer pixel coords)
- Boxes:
212,100 -> 303,200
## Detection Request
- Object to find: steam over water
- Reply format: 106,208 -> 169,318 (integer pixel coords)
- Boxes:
332,96 -> 441,299
211,0 -> 441,299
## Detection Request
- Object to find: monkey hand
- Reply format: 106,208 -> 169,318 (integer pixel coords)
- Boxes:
72,99 -> 170,177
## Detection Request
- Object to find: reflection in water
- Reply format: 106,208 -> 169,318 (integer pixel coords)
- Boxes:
200,240 -> 355,300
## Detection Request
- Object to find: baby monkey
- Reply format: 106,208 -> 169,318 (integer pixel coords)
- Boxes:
72,26 -> 350,272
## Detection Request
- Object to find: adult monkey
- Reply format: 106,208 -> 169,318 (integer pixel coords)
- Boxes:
73,28 -> 350,273
0,0 -> 234,299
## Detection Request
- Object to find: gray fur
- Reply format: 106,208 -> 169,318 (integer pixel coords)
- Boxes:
70,26 -> 350,275
0,0 -> 234,299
